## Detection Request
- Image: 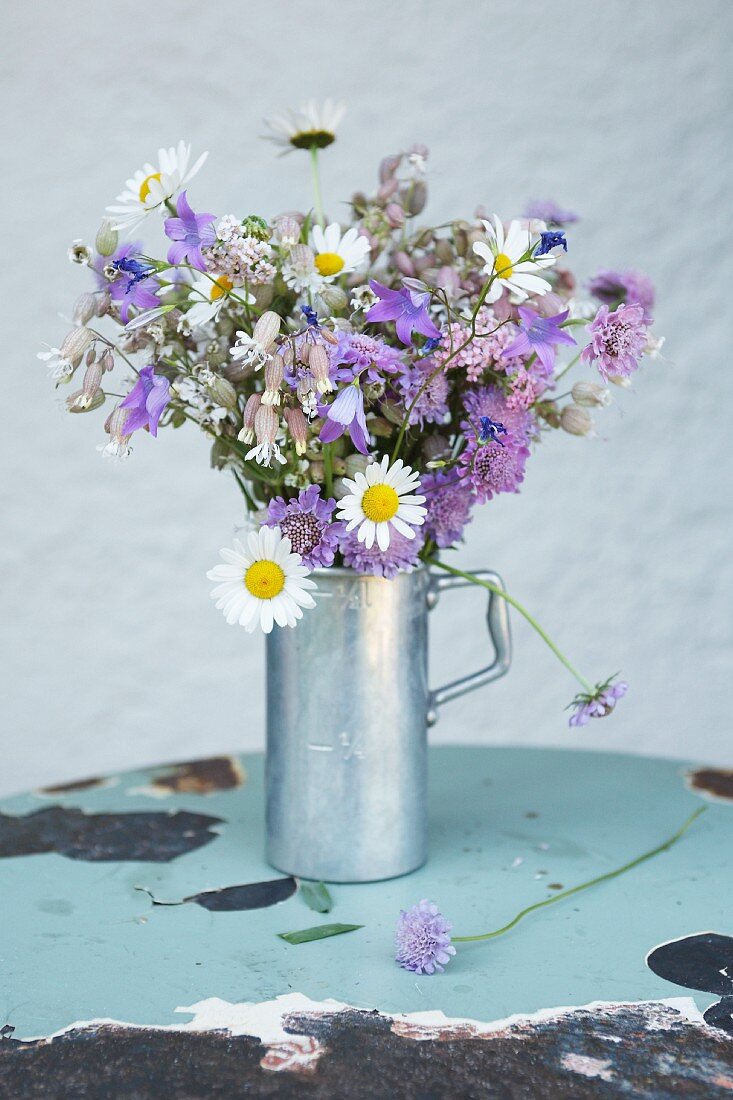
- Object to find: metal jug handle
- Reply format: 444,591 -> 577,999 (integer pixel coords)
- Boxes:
426,569 -> 512,727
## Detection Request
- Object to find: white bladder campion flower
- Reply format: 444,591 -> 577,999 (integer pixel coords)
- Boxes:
207,527 -> 317,633
337,456 -> 427,552
473,215 -> 555,303
106,141 -> 208,231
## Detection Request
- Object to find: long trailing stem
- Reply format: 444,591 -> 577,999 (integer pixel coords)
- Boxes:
453,808 -> 705,943
309,146 -> 326,227
430,557 -> 594,693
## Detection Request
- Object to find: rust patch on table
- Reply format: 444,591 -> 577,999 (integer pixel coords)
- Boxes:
0,807 -> 223,862
147,756 -> 246,795
687,768 -> 733,803
1,1000 -> 732,1098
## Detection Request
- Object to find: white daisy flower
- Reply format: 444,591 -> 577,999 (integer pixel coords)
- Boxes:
207,527 -> 317,633
264,99 -> 345,152
336,456 -> 427,552
184,274 -> 253,329
311,223 -> 370,280
473,215 -> 555,303
106,141 -> 208,232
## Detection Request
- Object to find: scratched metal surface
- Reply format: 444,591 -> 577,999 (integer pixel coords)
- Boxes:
0,747 -> 731,1095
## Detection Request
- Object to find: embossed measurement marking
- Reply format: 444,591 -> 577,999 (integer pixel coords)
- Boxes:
307,730 -> 366,760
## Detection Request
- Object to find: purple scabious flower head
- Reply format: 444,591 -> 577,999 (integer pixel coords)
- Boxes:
119,365 -> 171,437
366,279 -> 441,346
394,899 -> 456,975
580,303 -> 648,381
422,470 -> 475,548
535,230 -> 568,256
164,190 -> 216,272
587,268 -> 655,323
503,307 -> 577,377
340,525 -> 424,579
460,386 -> 535,503
319,383 -> 370,454
568,679 -> 628,728
330,331 -> 405,385
523,199 -> 579,227
396,360 -> 450,427
265,485 -> 343,569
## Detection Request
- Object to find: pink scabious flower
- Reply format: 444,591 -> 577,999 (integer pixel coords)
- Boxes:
396,359 -> 450,427
434,307 -> 519,384
340,525 -> 424,579
394,900 -> 455,975
581,303 -> 648,381
421,470 -> 475,548
459,386 -> 535,502
588,268 -> 655,323
568,679 -> 628,728
264,485 -> 343,569
329,331 -> 404,384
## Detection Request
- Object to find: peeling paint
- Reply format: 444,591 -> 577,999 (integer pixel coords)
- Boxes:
0,807 -> 223,862
130,756 -> 246,798
135,877 -> 297,911
686,768 -> 733,803
647,931 -> 733,1035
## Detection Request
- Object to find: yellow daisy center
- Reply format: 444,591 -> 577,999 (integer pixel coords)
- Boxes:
138,172 -> 162,203
244,560 -> 285,599
210,275 -> 234,301
494,252 -> 513,280
362,484 -> 400,523
315,252 -> 345,277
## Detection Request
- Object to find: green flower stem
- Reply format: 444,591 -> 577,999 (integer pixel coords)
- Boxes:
309,146 -> 326,228
453,807 -> 705,943
430,558 -> 594,694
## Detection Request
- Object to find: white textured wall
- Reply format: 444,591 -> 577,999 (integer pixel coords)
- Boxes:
1,0 -> 731,795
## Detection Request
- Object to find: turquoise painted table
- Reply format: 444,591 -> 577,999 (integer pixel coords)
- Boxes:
1,747 -> 732,1097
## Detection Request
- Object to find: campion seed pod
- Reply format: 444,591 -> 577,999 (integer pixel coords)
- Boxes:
608,374 -> 632,388
253,311 -> 281,352
238,393 -> 262,444
318,327 -> 339,346
95,291 -> 111,317
67,388 -> 105,413
60,327 -> 94,368
253,403 -> 279,447
100,405 -> 132,458
560,405 -> 594,436
319,284 -> 348,312
280,344 -> 294,368
369,416 -> 393,437
272,215 -> 301,246
537,401 -> 561,429
435,239 -> 455,265
572,381 -> 611,408
344,454 -> 371,479
309,345 -> 333,394
394,251 -> 416,278
299,340 -> 311,366
68,358 -> 105,411
261,357 -> 284,406
73,293 -> 97,326
379,155 -> 401,183
207,376 -> 238,410
284,406 -> 308,455
404,181 -> 427,216
95,219 -> 118,257
377,178 -> 399,202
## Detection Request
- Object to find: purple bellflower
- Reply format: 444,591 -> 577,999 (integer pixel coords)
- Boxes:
164,191 -> 217,271
319,383 -> 370,454
503,307 -> 577,376
119,365 -> 171,437
366,279 -> 441,346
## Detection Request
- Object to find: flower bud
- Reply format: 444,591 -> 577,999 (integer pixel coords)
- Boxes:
253,310 -> 281,351
377,178 -> 399,202
394,251 -> 416,278
73,293 -> 97,326
319,284 -> 348,312
344,454 -> 371,479
571,381 -> 611,408
560,405 -> 594,436
608,373 -> 632,388
95,219 -> 118,257
435,239 -> 454,264
385,202 -> 405,228
238,393 -> 262,443
369,416 -> 393,437
309,345 -> 333,394
67,240 -> 92,265
284,406 -> 308,455
95,291 -> 111,317
422,435 -> 450,462
379,154 -> 401,184
208,375 -> 238,410
261,357 -> 284,406
100,349 -> 114,372
60,327 -> 95,367
404,180 -> 427,215
318,327 -> 339,346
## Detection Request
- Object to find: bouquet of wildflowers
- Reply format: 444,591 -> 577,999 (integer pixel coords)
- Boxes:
42,100 -> 663,725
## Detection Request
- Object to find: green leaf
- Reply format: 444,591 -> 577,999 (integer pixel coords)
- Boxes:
278,923 -> 362,945
299,881 -> 333,915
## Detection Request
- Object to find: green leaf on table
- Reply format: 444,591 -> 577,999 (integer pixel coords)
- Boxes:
278,923 -> 362,945
299,881 -> 333,914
